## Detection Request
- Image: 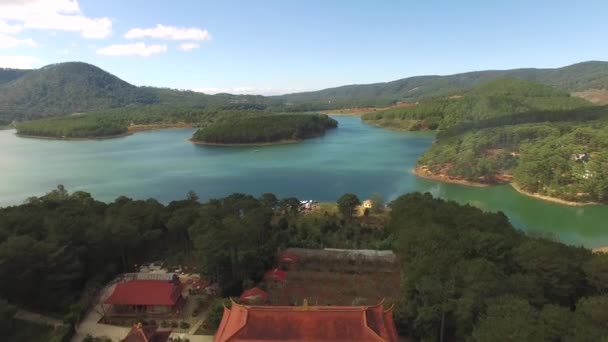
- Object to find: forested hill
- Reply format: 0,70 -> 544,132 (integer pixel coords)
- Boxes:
0,62 -> 158,124
0,68 -> 29,85
363,78 -> 608,203
362,78 -> 592,131
0,62 -> 280,126
276,61 -> 608,109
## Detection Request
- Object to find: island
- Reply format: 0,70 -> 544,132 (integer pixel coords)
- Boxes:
190,113 -> 338,145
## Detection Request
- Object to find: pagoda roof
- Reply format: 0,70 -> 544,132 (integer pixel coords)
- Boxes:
214,300 -> 398,342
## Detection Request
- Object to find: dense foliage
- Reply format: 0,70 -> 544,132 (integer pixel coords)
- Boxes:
1,189 -> 606,340
277,61 -> 608,109
191,114 -> 337,144
0,62 -> 157,124
362,78 -> 590,131
0,186 -> 385,318
390,193 -> 608,341
15,106 -> 296,138
362,78 -> 608,203
0,62 -> 282,126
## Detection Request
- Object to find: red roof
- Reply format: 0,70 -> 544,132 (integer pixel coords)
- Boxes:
239,287 -> 269,304
264,268 -> 286,282
214,300 -> 399,342
122,325 -> 171,342
105,280 -> 182,306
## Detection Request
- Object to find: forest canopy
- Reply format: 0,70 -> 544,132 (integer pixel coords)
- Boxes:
0,189 -> 606,340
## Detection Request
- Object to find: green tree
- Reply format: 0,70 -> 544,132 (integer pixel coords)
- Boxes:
260,193 -> 278,209
570,296 -> 608,340
0,298 -> 17,336
469,296 -> 539,342
369,192 -> 385,213
337,193 -> 361,219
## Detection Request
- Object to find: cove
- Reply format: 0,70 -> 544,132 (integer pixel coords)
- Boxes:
1,116 -> 607,248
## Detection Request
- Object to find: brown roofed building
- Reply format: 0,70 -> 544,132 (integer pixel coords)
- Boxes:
214,299 -> 399,342
121,323 -> 171,342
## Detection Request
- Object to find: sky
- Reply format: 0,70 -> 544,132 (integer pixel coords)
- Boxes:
0,0 -> 607,95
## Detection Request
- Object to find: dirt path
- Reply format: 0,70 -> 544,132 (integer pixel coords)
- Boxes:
14,309 -> 66,328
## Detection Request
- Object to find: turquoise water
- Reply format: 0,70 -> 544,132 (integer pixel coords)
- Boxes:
1,116 -> 607,248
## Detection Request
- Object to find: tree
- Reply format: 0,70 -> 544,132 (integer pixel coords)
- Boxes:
186,190 -> 199,202
570,296 -> 608,340
260,193 -> 278,209
337,193 -> 360,219
537,304 -> 572,341
583,253 -> 608,295
469,296 -> 539,342
0,298 -> 16,336
369,193 -> 385,213
279,197 -> 300,216
206,298 -> 232,330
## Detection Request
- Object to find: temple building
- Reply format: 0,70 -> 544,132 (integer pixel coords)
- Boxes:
214,299 -> 399,342
104,276 -> 184,316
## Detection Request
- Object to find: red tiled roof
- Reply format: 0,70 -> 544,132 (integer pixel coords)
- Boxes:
239,287 -> 269,304
264,268 -> 286,282
122,325 -> 171,342
214,300 -> 399,342
105,280 -> 181,306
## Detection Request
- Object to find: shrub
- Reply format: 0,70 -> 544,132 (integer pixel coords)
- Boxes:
180,321 -> 191,329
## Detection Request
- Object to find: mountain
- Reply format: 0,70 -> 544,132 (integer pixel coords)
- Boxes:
0,62 -> 159,124
0,68 -> 30,86
276,61 -> 608,109
3,60 -> 608,126
0,62 -> 283,126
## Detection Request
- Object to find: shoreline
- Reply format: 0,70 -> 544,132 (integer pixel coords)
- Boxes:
188,138 -> 301,147
127,122 -> 194,133
15,132 -> 132,141
14,122 -> 194,141
509,182 -> 599,207
412,167 -> 490,187
412,166 -> 601,206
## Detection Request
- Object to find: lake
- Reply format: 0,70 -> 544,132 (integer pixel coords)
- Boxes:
1,115 -> 607,248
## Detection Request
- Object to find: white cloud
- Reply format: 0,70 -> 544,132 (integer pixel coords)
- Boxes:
0,55 -> 38,69
0,20 -> 22,34
0,33 -> 36,48
0,0 -> 112,39
179,42 -> 199,52
194,86 -> 311,96
125,24 -> 210,41
96,42 -> 167,57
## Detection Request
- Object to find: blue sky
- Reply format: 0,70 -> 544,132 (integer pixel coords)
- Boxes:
1,0 -> 607,95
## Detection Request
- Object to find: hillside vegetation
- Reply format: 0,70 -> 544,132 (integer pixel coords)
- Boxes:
363,78 -> 592,131
15,105 -> 247,138
277,61 -> 608,109
0,63 -> 158,124
191,114 -> 338,144
363,78 -> 608,203
0,62 -> 281,126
